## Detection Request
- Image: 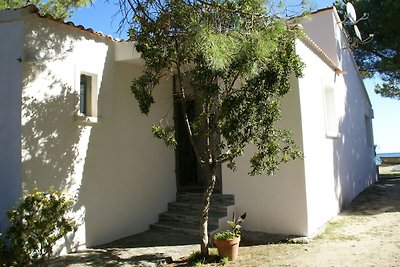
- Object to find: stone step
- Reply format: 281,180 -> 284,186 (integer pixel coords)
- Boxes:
150,222 -> 200,237
159,212 -> 219,229
176,193 -> 235,205
167,202 -> 229,217
150,192 -> 235,238
150,220 -> 220,236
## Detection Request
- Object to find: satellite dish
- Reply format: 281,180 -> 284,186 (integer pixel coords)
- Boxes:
346,2 -> 357,24
340,2 -> 374,50
354,25 -> 362,41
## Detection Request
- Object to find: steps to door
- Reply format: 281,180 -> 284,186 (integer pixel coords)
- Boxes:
150,193 -> 235,237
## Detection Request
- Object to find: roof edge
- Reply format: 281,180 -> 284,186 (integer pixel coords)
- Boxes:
1,4 -> 123,42
309,6 -> 334,15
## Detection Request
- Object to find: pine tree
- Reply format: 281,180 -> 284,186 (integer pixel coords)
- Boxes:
336,0 -> 400,99
0,0 -> 91,19
122,0 -> 307,255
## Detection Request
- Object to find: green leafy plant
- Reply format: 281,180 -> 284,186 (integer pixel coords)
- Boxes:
189,248 -> 225,266
0,232 -> 7,267
214,212 -> 246,240
0,0 -> 91,20
3,188 -> 77,266
335,0 -> 400,99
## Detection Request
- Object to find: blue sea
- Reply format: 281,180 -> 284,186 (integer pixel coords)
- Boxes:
376,152 -> 400,166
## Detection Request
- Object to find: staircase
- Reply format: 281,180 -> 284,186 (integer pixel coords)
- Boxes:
150,193 -> 235,237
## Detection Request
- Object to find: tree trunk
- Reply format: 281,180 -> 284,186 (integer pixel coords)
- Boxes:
200,167 -> 217,255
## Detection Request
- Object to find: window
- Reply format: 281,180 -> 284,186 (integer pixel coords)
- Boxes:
365,115 -> 374,147
80,74 -> 92,116
75,72 -> 98,124
323,83 -> 338,138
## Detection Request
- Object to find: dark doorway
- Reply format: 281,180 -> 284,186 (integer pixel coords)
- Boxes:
174,82 -> 222,193
174,99 -> 201,192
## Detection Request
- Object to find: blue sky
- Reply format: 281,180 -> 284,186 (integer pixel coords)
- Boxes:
70,0 -> 400,153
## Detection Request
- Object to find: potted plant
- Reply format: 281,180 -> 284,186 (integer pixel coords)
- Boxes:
213,212 -> 246,261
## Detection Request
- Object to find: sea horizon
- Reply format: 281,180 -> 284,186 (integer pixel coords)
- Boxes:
376,152 -> 400,157
376,152 -> 400,166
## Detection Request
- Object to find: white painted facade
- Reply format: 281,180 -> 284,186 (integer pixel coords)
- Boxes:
0,15 -> 24,230
223,8 -> 376,236
0,6 -> 176,253
0,5 -> 376,254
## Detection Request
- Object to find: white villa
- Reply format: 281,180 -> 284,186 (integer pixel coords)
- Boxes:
0,5 -> 377,254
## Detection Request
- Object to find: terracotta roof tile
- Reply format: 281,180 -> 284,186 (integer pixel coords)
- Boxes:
17,4 -> 123,41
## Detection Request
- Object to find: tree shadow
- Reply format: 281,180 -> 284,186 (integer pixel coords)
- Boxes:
49,250 -> 173,267
95,230 -> 199,248
19,12 -> 102,255
49,230 -> 199,266
21,80 -> 81,191
343,176 -> 400,216
21,8 -> 83,196
332,40 -> 377,212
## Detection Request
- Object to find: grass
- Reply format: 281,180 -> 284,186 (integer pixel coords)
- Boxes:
187,248 -> 228,266
316,216 -> 363,241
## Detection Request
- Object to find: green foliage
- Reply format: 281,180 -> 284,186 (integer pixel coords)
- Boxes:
130,73 -> 157,115
0,0 -> 90,19
0,233 -> 7,267
1,188 -> 77,266
335,0 -> 400,99
152,124 -> 177,149
220,256 -> 229,265
189,248 -> 224,266
124,0 -> 308,255
375,80 -> 400,100
214,230 -> 237,241
214,212 -> 246,240
128,0 -> 305,176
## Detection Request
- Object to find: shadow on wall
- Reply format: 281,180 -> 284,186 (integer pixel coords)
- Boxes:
21,72 -> 88,254
21,80 -> 81,190
21,18 -> 81,192
22,15 -> 73,67
332,49 -> 376,210
20,19 -> 95,254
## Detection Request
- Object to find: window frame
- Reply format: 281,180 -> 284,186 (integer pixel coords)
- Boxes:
80,74 -> 92,116
365,114 -> 374,147
75,71 -> 99,124
323,82 -> 339,139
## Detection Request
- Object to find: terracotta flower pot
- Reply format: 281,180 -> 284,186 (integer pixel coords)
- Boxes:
214,236 -> 240,261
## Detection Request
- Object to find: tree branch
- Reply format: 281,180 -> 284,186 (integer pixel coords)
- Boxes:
174,38 -> 204,164
127,0 -> 156,24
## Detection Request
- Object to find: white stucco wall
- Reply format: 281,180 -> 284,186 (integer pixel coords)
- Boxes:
1,5 -> 376,248
222,8 -> 376,237
19,10 -> 176,253
300,8 -> 340,66
79,62 -> 176,247
0,13 -> 24,231
222,79 -> 308,236
297,9 -> 376,235
296,40 -> 343,235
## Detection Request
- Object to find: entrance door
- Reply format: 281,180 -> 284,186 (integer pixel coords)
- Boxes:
174,97 -> 222,193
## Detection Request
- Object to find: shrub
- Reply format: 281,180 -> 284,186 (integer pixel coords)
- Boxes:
213,212 -> 246,240
213,230 -> 237,241
0,232 -> 7,267
3,188 -> 77,266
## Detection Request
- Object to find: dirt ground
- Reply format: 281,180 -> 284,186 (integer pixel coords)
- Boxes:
51,172 -> 400,267
173,173 -> 400,266
215,174 -> 400,267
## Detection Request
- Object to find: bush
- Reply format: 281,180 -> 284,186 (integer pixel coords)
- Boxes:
2,188 -> 77,266
0,232 -> 7,267
213,230 -> 237,241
